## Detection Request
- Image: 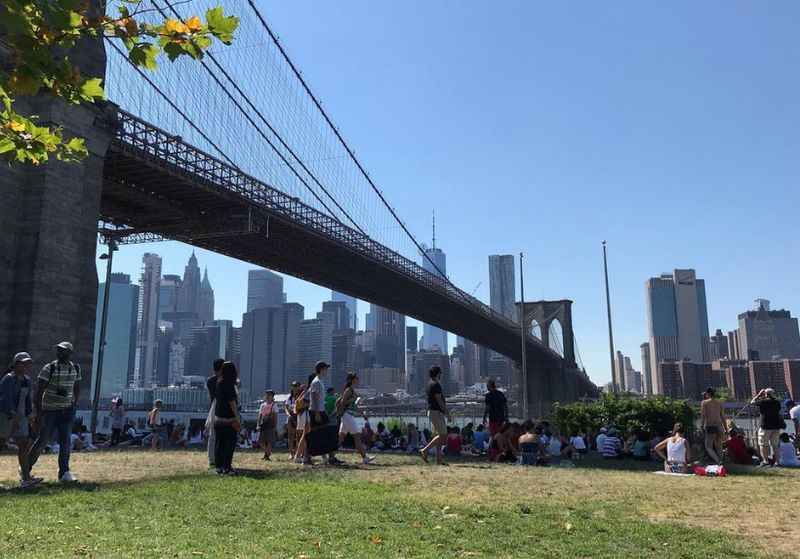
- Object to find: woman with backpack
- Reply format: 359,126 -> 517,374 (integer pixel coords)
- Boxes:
336,372 -> 374,465
257,390 -> 277,461
292,375 -> 314,464
213,361 -> 241,475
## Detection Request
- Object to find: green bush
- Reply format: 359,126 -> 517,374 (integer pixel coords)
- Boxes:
552,393 -> 695,438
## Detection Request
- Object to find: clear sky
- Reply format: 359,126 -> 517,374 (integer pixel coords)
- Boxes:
101,1 -> 800,385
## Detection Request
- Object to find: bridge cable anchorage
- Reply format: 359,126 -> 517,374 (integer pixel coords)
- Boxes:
245,0 -> 453,289
148,0 -> 362,233
105,39 -> 239,169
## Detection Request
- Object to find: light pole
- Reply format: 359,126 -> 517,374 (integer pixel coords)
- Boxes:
90,238 -> 118,435
602,241 -> 617,392
519,252 -> 528,419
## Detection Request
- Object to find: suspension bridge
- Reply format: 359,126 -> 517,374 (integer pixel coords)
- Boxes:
0,0 -> 597,411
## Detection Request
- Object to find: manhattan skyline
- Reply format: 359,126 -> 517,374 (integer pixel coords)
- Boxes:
96,2 -> 799,385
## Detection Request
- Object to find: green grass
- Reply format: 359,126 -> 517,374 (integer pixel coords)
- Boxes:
0,464 -> 763,559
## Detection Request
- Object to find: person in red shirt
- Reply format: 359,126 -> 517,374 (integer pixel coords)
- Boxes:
445,427 -> 462,456
725,429 -> 757,465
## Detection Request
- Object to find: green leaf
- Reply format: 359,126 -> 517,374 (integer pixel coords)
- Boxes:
162,41 -> 185,62
79,78 -> 105,101
0,138 -> 15,155
205,7 -> 239,45
129,43 -> 159,71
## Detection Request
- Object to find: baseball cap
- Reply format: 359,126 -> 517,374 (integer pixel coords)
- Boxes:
599,427 -> 608,433
315,360 -> 330,370
55,341 -> 74,352
13,352 -> 32,363
765,388 -> 776,397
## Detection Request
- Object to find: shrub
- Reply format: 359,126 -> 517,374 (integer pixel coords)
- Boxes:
552,393 -> 695,438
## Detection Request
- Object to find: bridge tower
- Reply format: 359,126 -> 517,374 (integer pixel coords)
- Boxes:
0,2 -> 113,400
516,300 -> 591,416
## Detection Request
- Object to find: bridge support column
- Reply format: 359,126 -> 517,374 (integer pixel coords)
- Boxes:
0,18 -> 112,400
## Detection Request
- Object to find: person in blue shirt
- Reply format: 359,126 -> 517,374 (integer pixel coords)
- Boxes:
0,352 -> 41,488
472,424 -> 490,453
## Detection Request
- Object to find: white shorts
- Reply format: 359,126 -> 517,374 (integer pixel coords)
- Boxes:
339,413 -> 360,436
296,411 -> 308,432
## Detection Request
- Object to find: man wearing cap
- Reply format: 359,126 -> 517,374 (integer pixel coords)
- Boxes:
751,388 -> 783,466
306,361 -> 342,466
22,341 -> 82,483
0,352 -> 42,488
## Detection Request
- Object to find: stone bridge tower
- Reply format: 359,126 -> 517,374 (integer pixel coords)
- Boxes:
0,1 -> 112,400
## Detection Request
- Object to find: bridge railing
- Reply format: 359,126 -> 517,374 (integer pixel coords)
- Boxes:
113,110 -> 548,353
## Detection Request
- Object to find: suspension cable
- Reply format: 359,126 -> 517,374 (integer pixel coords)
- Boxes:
245,0 -> 453,287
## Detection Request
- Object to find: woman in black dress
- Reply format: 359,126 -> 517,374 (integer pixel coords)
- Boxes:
214,361 -> 240,475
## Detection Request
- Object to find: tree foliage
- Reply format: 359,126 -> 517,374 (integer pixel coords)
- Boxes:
553,393 -> 696,438
0,0 -> 238,165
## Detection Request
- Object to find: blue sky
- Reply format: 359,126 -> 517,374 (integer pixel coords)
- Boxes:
101,1 -> 800,385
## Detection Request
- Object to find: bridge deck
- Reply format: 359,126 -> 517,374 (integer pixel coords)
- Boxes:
100,111 -> 586,390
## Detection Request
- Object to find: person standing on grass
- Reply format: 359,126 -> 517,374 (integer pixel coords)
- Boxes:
257,390 -> 277,461
752,388 -> 784,466
109,397 -> 126,447
22,342 -> 81,484
483,379 -> 508,437
336,372 -> 375,465
214,361 -> 240,475
205,358 -> 225,468
420,366 -> 449,465
148,400 -> 166,451
700,387 -> 727,464
0,352 -> 42,488
654,423 -> 691,473
306,361 -> 342,466
285,381 -> 301,459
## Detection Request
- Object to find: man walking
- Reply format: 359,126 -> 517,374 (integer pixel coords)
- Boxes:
483,379 -> 508,436
22,342 -> 81,483
700,387 -> 727,464
420,366 -> 449,465
205,358 -> 225,468
306,361 -> 342,466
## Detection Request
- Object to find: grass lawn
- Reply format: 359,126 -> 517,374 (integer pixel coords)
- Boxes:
0,449 -> 797,558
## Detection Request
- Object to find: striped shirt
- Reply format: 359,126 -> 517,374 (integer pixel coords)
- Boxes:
38,361 -> 81,411
601,436 -> 621,458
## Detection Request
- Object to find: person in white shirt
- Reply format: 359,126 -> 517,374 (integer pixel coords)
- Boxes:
304,361 -> 342,466
777,433 -> 799,467
789,402 -> 800,435
654,423 -> 691,473
569,433 -> 587,459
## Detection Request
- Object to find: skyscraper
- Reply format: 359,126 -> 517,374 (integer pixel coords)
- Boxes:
489,254 -> 516,320
322,300 -> 351,331
247,269 -> 285,311
735,300 -> 800,361
406,326 -> 418,352
298,311 -> 335,378
158,274 -> 182,322
640,342 -> 652,395
91,273 -> 139,399
135,253 -> 162,387
331,291 -> 357,330
645,269 -> 710,394
372,304 -> 406,373
177,252 -> 201,316
420,250 -> 448,353
240,303 -> 304,398
197,268 -> 215,324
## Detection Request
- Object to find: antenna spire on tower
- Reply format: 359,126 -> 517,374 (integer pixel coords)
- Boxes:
432,209 -> 436,250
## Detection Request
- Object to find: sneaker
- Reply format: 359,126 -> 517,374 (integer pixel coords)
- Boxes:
20,477 -> 43,489
363,455 -> 375,465
59,471 -> 77,483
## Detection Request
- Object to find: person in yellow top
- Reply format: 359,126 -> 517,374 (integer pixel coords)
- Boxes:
700,387 -> 727,464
